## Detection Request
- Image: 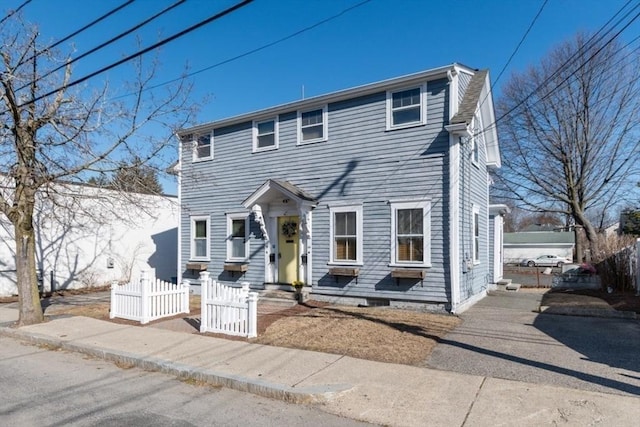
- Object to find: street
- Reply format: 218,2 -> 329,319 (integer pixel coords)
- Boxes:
0,337 -> 372,427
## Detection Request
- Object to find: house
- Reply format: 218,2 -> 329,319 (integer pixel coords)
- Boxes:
0,183 -> 178,296
177,64 -> 501,313
503,231 -> 575,264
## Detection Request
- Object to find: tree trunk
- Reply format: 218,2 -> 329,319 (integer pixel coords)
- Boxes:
574,210 -> 599,262
14,194 -> 43,326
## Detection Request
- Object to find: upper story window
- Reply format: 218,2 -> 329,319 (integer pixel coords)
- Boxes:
190,216 -> 210,261
473,205 -> 480,264
329,204 -> 363,265
298,106 -> 327,144
390,200 -> 431,267
253,118 -> 278,152
387,86 -> 426,130
226,213 -> 248,261
193,132 -> 213,161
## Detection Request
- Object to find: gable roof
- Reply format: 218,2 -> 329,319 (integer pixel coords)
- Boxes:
450,69 -> 488,125
180,63 -> 478,136
448,70 -> 501,168
242,179 -> 317,208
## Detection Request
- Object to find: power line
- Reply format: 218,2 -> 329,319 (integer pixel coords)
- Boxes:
0,0 -> 31,26
116,0 -> 373,98
18,0 -> 255,109
17,0 -> 187,92
365,1 -> 640,217
18,0 -> 135,68
476,0 -> 548,113
481,0 -> 640,138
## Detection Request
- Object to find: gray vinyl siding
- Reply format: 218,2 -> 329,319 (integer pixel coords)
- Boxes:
180,77 -> 452,303
457,132 -> 490,302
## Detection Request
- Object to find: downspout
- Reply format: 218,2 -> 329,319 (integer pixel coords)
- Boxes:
176,136 -> 183,286
447,68 -> 461,313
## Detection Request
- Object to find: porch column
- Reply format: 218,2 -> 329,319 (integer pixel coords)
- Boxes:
299,208 -> 312,286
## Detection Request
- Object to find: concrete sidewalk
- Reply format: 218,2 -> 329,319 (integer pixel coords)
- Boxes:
1,305 -> 639,426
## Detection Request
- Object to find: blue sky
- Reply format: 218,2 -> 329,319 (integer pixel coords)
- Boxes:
4,0 -> 637,194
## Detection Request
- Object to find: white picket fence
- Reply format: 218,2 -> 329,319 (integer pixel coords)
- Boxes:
199,271 -> 258,338
110,270 -> 190,324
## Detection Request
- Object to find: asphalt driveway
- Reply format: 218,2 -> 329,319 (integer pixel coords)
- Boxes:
424,290 -> 640,397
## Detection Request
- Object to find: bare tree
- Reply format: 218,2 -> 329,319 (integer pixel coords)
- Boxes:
0,15 -> 195,325
494,32 -> 640,261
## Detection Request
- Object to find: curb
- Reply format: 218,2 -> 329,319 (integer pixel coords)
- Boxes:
538,305 -> 637,319
0,325 -> 352,404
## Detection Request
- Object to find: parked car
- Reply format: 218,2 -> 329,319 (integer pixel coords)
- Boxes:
520,255 -> 572,267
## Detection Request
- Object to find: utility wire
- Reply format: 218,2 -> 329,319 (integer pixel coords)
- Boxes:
18,0 -> 135,68
16,0 -> 187,92
363,1 -> 640,215
0,0 -> 31,26
480,0 -> 640,138
17,0 -> 255,109
475,0 -> 548,114
116,0 -> 373,98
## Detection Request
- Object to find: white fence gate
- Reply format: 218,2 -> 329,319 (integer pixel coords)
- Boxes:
110,270 -> 190,324
199,271 -> 258,338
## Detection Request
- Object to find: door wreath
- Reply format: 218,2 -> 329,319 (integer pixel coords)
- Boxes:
281,220 -> 297,238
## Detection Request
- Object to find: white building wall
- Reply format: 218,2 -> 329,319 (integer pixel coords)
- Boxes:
0,185 -> 178,296
504,245 -> 574,264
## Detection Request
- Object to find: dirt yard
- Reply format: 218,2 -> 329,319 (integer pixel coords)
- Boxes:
252,301 -> 461,365
541,288 -> 640,313
29,292 -> 460,366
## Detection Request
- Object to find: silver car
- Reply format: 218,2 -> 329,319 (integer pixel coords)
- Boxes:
521,255 -> 572,267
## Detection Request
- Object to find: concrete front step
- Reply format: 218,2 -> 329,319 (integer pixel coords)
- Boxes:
505,283 -> 521,291
257,290 -> 299,311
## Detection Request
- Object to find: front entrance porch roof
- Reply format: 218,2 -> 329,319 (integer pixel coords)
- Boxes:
242,179 -> 317,209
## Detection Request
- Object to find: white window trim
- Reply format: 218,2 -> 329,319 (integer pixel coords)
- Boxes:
190,215 -> 210,261
252,117 -> 279,153
386,84 -> 427,131
471,113 -> 481,166
226,212 -> 249,262
389,200 -> 431,267
473,205 -> 481,264
328,204 -> 363,266
192,131 -> 213,162
297,105 -> 328,145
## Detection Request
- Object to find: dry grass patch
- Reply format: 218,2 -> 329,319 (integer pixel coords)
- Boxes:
51,303 -> 111,319
254,303 -> 460,366
541,292 -> 611,310
43,295 -> 202,320
40,293 -> 461,365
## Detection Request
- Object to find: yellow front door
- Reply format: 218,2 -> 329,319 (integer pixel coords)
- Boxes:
278,216 -> 299,284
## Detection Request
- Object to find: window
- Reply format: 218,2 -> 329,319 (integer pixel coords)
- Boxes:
390,200 -> 431,266
190,216 -> 210,260
387,86 -> 425,129
298,106 -> 327,144
329,205 -> 363,264
472,113 -> 480,164
193,132 -> 213,161
253,118 -> 278,152
473,205 -> 480,263
226,213 -> 248,261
